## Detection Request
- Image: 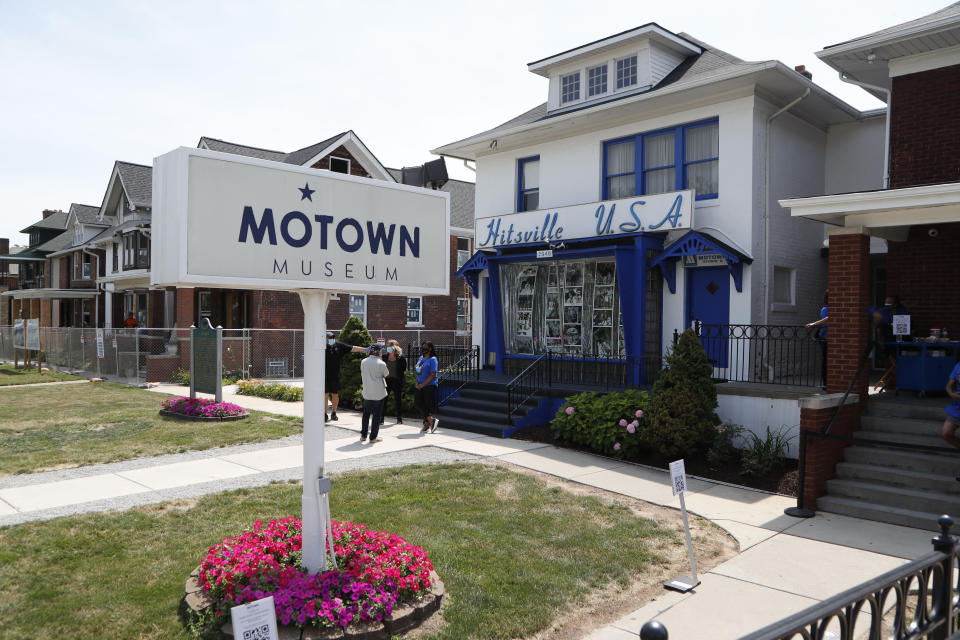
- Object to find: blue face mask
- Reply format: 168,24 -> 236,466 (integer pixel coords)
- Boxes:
386,347 -> 393,353
328,339 -> 335,346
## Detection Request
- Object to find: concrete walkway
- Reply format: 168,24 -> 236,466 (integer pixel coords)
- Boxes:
2,384 -> 940,639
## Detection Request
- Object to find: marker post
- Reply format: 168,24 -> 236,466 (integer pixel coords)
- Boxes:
664,459 -> 700,592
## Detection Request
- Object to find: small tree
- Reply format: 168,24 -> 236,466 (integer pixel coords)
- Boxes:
643,328 -> 720,457
337,316 -> 373,409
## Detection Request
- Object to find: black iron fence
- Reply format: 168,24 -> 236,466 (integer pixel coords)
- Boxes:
505,354 -> 550,425
696,322 -> 823,387
641,515 -> 960,640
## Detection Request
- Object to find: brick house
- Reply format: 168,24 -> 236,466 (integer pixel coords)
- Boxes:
1,208 -> 71,327
780,2 -> 960,524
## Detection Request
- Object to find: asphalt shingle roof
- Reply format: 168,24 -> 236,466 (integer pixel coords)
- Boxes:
34,230 -> 74,253
283,132 -> 349,166
824,2 -> 960,49
116,162 -> 153,208
69,203 -> 102,224
21,211 -> 69,233
199,137 -> 288,162
386,167 -> 475,230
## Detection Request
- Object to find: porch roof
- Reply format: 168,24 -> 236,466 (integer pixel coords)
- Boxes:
650,229 -> 753,293
780,181 -> 960,240
1,288 -> 99,300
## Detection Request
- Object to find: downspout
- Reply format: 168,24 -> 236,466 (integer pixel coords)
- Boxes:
839,72 -> 891,188
763,88 -> 810,326
82,247 -> 100,327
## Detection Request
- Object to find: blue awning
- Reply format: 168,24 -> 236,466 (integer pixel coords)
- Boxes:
649,230 -> 752,293
454,251 -> 491,298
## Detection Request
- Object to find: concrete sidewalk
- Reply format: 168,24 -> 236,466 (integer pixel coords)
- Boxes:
2,384 -> 940,639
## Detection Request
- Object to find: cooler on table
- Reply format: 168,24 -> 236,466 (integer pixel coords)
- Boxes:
892,341 -> 960,396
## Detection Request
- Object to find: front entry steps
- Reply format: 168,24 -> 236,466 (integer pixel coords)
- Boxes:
816,396 -> 960,530
433,382 -> 546,438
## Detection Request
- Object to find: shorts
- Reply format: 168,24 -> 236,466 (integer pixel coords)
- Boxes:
325,377 -> 340,394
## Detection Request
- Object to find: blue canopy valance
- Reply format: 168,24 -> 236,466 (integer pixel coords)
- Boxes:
455,251 -> 491,298
649,230 -> 752,293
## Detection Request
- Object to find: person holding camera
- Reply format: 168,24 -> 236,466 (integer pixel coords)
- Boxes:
380,339 -> 407,425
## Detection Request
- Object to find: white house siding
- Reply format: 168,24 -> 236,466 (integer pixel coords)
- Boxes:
824,115 -> 885,195
649,43 -> 687,86
766,107 -> 828,327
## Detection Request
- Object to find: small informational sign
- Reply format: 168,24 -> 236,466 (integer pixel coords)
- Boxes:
683,254 -> 727,268
96,330 -> 105,359
376,338 -> 385,346
536,249 -> 554,259
893,315 -> 911,337
191,318 -> 222,401
26,319 -> 40,351
112,338 -> 118,348
669,459 -> 687,496
230,596 -> 278,640
13,319 -> 24,350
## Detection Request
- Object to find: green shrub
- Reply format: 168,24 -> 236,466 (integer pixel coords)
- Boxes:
706,420 -> 745,470
740,426 -> 793,477
550,389 -> 649,458
642,328 -> 720,457
170,369 -> 190,385
336,317 -> 373,405
236,379 -> 304,402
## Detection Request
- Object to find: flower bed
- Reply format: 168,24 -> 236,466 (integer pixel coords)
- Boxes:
182,518 -> 442,638
235,379 -> 304,402
160,396 -> 249,422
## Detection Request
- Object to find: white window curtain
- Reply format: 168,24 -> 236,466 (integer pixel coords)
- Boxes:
685,123 -> 719,196
606,141 -> 635,199
644,133 -> 675,195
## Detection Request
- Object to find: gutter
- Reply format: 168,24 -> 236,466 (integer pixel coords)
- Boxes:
763,88 -> 810,327
839,73 -> 891,188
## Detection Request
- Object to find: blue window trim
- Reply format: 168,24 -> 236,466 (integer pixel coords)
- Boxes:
517,155 -> 540,213
602,117 -> 719,201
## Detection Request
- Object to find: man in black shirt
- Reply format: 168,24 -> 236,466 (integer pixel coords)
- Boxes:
326,331 -> 367,421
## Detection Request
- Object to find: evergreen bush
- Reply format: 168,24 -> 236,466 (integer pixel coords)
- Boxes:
643,328 -> 720,457
550,389 -> 649,458
337,317 -> 373,407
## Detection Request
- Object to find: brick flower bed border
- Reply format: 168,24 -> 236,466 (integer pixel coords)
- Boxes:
180,566 -> 445,639
158,409 -> 249,422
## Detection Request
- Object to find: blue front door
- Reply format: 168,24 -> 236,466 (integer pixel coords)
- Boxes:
686,267 -> 730,368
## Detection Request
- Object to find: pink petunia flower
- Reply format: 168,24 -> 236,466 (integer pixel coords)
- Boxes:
626,424 -> 636,434
565,406 -> 575,415
613,442 -> 621,451
635,409 -> 644,418
618,418 -> 627,427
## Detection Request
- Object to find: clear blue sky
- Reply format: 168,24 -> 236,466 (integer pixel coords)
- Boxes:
0,0 -> 948,243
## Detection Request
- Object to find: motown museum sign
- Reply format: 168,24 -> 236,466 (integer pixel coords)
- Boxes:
152,147 -> 450,574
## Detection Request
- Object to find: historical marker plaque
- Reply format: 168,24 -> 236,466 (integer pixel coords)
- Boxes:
191,318 -> 222,401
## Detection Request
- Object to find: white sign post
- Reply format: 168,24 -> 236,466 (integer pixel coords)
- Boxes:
665,459 -> 700,592
151,147 -> 450,573
230,595 -> 279,640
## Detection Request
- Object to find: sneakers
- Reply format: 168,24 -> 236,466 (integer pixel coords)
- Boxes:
430,417 -> 439,433
360,436 -> 367,443
397,419 -> 404,425
330,412 -> 339,421
324,414 -> 329,423
371,437 -> 383,443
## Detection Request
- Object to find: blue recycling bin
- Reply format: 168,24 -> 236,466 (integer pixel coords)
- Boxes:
891,341 -> 960,396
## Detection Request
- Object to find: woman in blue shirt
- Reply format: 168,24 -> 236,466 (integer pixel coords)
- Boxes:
805,290 -> 828,390
414,341 -> 440,433
941,361 -> 960,454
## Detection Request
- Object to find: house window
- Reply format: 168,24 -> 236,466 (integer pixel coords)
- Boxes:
561,72 -> 580,103
406,297 -> 422,325
517,156 -> 540,212
588,64 -> 607,96
136,292 -> 148,327
73,253 -> 79,280
616,55 -> 638,89
602,118 -> 719,200
349,294 -> 367,325
74,225 -> 83,245
329,156 -> 350,174
456,237 -> 471,269
81,253 -> 91,279
122,232 -> 150,269
457,298 -> 470,333
112,242 -> 119,272
773,267 -> 796,306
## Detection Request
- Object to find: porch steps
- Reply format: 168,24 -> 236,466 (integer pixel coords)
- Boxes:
433,382 -> 542,438
815,396 -> 960,530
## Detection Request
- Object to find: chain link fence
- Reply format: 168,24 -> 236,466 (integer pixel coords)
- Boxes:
0,326 -> 470,386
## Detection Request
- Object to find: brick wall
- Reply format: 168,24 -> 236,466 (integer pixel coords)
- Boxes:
889,64 -> 960,188
798,400 -> 861,510
310,146 -> 371,178
826,229 -> 871,397
886,222 -> 960,337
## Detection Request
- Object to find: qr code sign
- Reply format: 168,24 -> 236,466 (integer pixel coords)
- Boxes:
673,475 -> 686,495
243,625 -> 270,640
669,459 -> 686,496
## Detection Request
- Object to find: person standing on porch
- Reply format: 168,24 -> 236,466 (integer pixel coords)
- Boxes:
359,344 -> 388,443
805,290 -> 828,390
325,331 -> 367,422
380,339 -> 407,425
873,295 -> 908,392
414,341 -> 439,433
942,360 -> 960,449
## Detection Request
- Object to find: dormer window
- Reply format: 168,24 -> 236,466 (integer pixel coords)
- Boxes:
588,64 -> 608,97
329,156 -> 350,174
616,56 -> 638,89
561,72 -> 580,104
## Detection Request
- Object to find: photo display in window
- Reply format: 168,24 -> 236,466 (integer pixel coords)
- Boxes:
499,258 -> 623,357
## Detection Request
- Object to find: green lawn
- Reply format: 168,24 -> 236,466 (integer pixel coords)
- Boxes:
0,363 -> 83,386
0,383 -> 302,475
0,464 -> 679,640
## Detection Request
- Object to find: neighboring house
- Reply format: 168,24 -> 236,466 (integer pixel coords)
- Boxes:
0,209 -> 70,327
434,22 -> 882,380
779,2 -> 960,526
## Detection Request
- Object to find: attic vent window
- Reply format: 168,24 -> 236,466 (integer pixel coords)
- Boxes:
329,156 -> 350,174
588,64 -> 607,96
616,55 -> 638,89
561,72 -> 580,104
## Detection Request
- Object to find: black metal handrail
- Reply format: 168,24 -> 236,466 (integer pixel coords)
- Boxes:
505,353 -> 551,426
696,322 -> 823,387
436,345 -> 481,406
640,515 -> 960,640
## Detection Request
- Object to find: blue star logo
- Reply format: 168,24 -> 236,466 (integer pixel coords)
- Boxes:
298,182 -> 315,201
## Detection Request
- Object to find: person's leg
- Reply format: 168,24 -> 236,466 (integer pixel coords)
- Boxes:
942,418 -> 960,449
370,399 -> 383,440
324,392 -> 332,421
330,392 -> 340,419
414,387 -> 428,430
425,385 -> 438,431
361,400 -> 371,440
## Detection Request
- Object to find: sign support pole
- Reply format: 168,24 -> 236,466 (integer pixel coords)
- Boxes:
665,459 -> 700,592
299,289 -> 331,574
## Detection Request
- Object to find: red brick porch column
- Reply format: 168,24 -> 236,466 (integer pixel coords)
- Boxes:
826,227 -> 871,397
797,393 -> 861,510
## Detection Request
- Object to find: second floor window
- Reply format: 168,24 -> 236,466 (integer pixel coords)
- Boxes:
73,252 -> 92,280
561,72 -> 580,103
456,237 -> 471,269
616,55 -> 637,89
406,297 -> 422,325
603,119 -> 719,201
349,294 -> 366,325
329,156 -> 350,174
517,156 -> 540,212
122,231 -> 150,269
112,242 -> 119,272
588,64 -> 607,96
